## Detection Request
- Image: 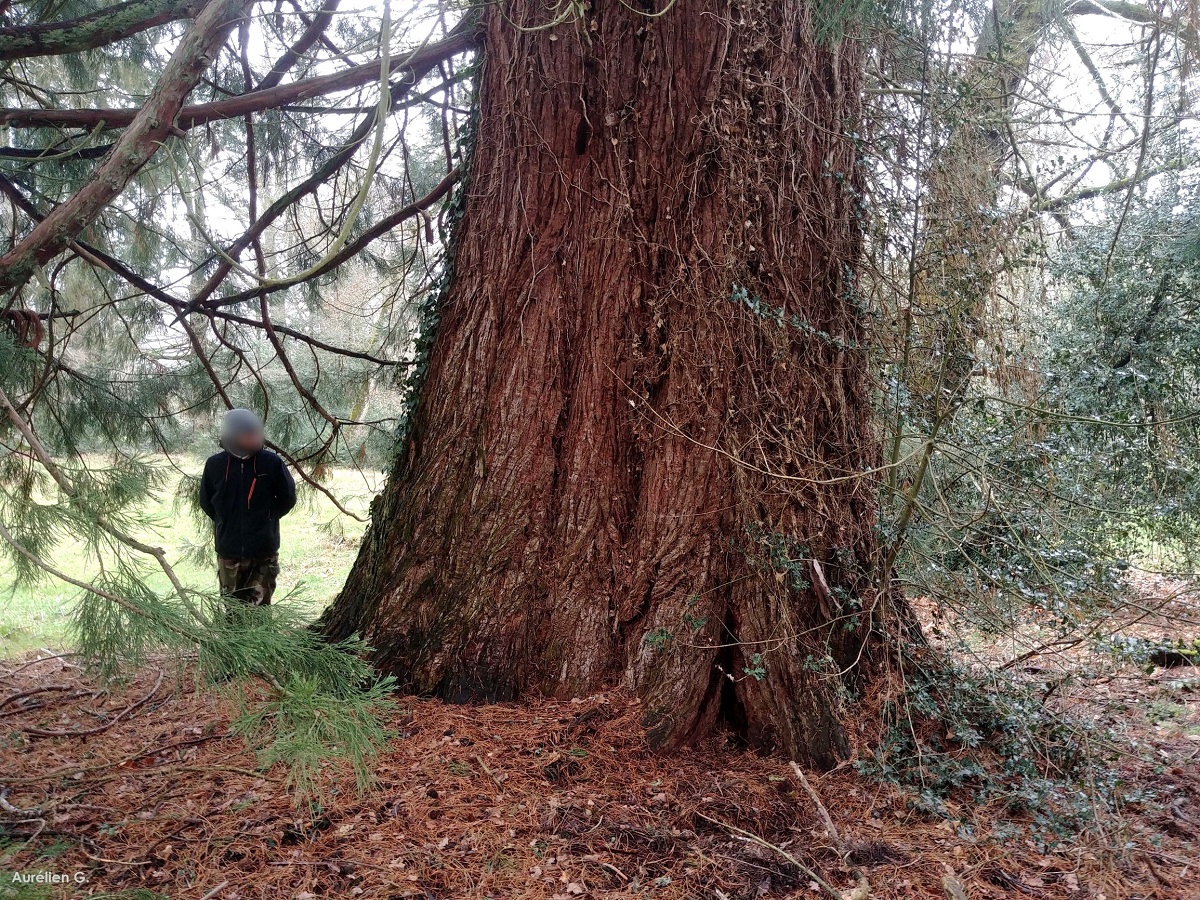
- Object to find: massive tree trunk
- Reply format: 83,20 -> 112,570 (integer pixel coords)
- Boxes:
322,0 -> 903,767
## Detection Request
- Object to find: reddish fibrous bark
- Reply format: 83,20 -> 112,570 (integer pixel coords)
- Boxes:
323,0 -> 909,767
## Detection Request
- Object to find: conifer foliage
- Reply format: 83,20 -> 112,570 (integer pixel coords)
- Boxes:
0,0 -> 477,793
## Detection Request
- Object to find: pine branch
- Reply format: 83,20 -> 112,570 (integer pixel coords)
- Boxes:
0,0 -> 256,295
0,172 -> 406,366
199,165 -> 461,312
0,518 -> 202,644
256,0 -> 341,91
0,143 -> 112,160
0,25 -> 479,132
179,54 -> 470,317
0,384 -> 211,626
0,0 -> 204,61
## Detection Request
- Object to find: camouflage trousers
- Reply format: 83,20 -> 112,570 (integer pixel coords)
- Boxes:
217,554 -> 279,607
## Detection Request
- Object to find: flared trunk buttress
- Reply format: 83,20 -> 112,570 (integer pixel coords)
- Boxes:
322,0 -> 896,768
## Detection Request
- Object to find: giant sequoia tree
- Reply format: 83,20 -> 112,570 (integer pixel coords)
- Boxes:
321,0 -> 903,767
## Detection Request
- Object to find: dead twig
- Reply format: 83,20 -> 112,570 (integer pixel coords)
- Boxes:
790,761 -> 844,852
0,788 -> 49,843
0,788 -> 48,816
0,684 -> 73,708
2,730 -> 232,784
472,753 -> 505,791
1,651 -> 82,679
0,689 -> 95,718
694,810 -> 862,900
198,878 -> 230,900
23,669 -> 163,738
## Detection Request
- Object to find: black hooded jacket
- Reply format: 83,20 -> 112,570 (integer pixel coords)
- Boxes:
198,448 -> 297,559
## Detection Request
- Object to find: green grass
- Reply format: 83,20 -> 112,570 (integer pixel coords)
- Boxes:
0,455 -> 383,656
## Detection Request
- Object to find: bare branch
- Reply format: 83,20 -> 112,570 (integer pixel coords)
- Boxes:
256,0 -> 341,90
0,172 -> 408,366
1065,0 -> 1160,24
202,165 -> 460,312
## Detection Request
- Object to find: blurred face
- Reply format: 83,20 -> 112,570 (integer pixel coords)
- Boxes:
237,427 -> 265,454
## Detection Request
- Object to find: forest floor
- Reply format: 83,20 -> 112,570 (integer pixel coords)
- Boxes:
0,582 -> 1197,900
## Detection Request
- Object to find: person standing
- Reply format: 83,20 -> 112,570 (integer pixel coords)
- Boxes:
198,408 -> 297,607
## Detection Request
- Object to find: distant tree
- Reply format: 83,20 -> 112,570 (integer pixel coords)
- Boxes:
861,0 -> 1200,639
